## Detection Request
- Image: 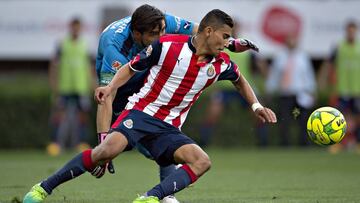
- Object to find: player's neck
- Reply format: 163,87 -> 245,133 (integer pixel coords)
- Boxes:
192,34 -> 211,59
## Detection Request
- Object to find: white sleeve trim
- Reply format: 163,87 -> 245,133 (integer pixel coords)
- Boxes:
128,62 -> 142,72
233,75 -> 240,82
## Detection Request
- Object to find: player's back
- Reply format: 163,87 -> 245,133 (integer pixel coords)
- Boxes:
97,17 -> 136,60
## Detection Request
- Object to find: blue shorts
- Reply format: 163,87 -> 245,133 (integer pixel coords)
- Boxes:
110,109 -> 195,166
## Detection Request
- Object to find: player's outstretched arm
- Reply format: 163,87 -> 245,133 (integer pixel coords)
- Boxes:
227,38 -> 259,53
232,74 -> 277,123
95,63 -> 135,104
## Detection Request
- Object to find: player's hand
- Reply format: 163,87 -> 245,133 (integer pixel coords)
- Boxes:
94,86 -> 112,104
227,38 -> 259,53
254,107 -> 277,123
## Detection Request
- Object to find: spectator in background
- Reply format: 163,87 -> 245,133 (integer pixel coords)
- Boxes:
321,20 -> 360,153
266,33 -> 316,146
199,21 -> 269,147
47,17 -> 95,156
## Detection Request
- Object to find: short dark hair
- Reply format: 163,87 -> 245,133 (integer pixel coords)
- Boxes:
70,17 -> 81,26
198,9 -> 234,32
130,4 -> 165,33
346,20 -> 357,29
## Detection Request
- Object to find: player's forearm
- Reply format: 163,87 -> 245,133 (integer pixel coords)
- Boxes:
96,89 -> 116,132
108,63 -> 135,92
96,101 -> 113,133
233,74 -> 259,106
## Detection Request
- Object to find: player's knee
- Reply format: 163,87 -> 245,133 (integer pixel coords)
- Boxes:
93,145 -> 115,162
195,155 -> 212,174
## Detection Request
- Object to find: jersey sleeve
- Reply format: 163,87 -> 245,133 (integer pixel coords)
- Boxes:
218,61 -> 241,82
164,14 -> 194,35
129,40 -> 162,72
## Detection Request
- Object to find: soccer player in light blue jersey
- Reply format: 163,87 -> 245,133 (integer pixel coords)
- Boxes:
94,5 -> 199,203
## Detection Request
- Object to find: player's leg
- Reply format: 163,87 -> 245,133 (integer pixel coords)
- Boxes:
142,144 -> 210,201
135,144 -> 210,202
278,95 -> 296,146
134,127 -> 210,203
46,96 -> 67,156
135,143 -> 180,203
74,95 -> 91,151
23,131 -> 128,203
159,165 -> 177,182
297,105 -> 311,146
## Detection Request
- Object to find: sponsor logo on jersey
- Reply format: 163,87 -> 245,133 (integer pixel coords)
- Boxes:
146,45 -> 153,57
207,65 -> 215,78
111,61 -> 122,71
123,119 -> 133,129
176,57 -> 183,65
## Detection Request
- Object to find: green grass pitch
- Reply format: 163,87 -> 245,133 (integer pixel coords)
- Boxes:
1,148 -> 360,203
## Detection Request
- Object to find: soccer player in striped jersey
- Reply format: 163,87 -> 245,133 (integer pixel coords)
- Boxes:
94,3 -> 258,195
94,5 -> 198,202
23,9 -> 273,203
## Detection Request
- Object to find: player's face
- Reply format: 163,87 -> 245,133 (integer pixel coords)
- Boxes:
141,20 -> 166,46
70,22 -> 81,39
346,25 -> 357,42
206,25 -> 232,56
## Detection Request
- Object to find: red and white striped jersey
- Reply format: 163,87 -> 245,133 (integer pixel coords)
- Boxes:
126,34 -> 240,128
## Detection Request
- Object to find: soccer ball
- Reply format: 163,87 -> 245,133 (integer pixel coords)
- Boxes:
307,107 -> 347,146
161,196 -> 180,203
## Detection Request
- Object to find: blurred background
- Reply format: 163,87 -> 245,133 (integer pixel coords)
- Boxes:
1,0 -> 360,152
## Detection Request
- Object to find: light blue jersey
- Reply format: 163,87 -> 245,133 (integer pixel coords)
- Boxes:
96,14 -> 195,85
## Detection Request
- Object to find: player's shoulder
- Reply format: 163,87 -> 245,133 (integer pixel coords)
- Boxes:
102,17 -> 131,37
164,13 -> 175,19
217,51 -> 231,64
159,34 -> 190,43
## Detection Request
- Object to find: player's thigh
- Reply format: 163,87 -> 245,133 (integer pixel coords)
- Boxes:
92,131 -> 129,161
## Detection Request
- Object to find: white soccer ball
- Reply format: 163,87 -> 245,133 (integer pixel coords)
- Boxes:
161,196 -> 180,203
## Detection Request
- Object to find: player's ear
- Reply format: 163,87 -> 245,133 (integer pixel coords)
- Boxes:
204,26 -> 213,37
133,30 -> 142,39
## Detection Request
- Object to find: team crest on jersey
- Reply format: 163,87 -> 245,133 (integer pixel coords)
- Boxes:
146,45 -> 153,57
123,119 -> 133,129
207,65 -> 216,78
111,61 -> 122,71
